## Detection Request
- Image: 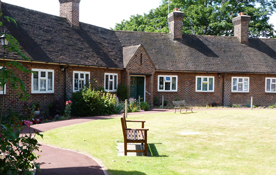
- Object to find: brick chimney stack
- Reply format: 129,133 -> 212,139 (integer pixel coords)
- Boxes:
59,0 -> 81,28
168,8 -> 185,40
232,12 -> 251,44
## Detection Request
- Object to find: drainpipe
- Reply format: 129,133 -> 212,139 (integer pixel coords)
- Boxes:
61,65 -> 69,103
222,73 -> 225,106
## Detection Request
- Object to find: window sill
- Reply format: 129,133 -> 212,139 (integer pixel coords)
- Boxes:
157,90 -> 178,92
105,90 -> 117,93
31,93 -> 55,95
265,92 -> 276,93
195,91 -> 215,93
231,91 -> 249,93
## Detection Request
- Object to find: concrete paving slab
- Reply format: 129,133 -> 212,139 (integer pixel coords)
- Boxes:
116,143 -> 150,156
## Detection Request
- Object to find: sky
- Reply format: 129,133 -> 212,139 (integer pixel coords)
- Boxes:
2,0 -> 276,30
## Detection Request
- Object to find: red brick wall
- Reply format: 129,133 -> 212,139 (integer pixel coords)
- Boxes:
0,62 -> 65,115
0,61 -> 122,115
224,73 -> 276,106
65,66 -> 122,98
153,72 -> 222,106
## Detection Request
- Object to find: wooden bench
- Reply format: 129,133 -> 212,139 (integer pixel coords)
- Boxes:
121,113 -> 149,156
172,100 -> 193,113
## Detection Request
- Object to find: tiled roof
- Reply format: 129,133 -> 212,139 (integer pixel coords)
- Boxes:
116,31 -> 276,73
123,45 -> 141,68
2,2 -> 276,73
1,2 -> 124,68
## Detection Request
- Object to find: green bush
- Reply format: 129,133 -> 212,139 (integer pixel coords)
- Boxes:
117,84 -> 128,101
164,100 -> 168,106
71,88 -> 117,116
269,104 -> 275,109
140,101 -> 150,111
71,91 -> 91,116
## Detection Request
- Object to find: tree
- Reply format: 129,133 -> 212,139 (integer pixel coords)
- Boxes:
113,0 -> 276,38
0,10 -> 42,174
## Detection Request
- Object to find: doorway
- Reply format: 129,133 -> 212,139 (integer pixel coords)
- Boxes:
130,76 -> 145,102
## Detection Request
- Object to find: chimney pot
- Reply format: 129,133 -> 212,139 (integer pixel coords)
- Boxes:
173,8 -> 179,11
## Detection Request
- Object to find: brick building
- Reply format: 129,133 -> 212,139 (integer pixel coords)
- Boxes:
1,1 -> 276,113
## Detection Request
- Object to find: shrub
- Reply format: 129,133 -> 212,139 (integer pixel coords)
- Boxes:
174,98 -> 180,101
140,101 -> 150,111
269,104 -> 275,109
164,100 -> 168,106
71,91 -> 91,116
71,88 -> 117,116
117,84 -> 128,101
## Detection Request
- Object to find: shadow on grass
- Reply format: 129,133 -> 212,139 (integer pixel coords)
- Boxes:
108,170 -> 147,175
148,143 -> 168,157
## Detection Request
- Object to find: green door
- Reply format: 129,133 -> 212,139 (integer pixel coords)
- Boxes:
130,77 -> 144,102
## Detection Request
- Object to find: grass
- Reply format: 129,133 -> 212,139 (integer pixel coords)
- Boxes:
38,110 -> 276,175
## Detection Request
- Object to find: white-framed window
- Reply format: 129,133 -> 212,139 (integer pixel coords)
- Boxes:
265,77 -> 276,93
196,76 -> 214,92
104,73 -> 118,92
73,71 -> 90,92
0,67 -> 6,95
232,77 -> 249,92
158,75 -> 178,92
32,69 -> 54,93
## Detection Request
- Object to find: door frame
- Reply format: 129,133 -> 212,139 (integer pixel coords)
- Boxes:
130,75 -> 146,102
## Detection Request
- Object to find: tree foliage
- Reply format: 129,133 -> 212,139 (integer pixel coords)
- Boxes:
114,0 -> 276,38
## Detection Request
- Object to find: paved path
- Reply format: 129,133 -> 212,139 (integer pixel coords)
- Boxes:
25,108 -> 249,175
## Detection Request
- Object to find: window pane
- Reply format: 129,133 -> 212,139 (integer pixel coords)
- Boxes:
105,75 -> 109,90
267,79 -> 271,91
203,77 -> 207,82
114,75 -> 117,90
165,82 -> 170,90
80,73 -> 84,79
165,77 -> 170,81
41,71 -> 46,78
209,78 -> 213,91
109,81 -> 113,90
159,77 -> 164,90
172,77 -> 176,90
272,79 -> 276,83
197,78 -> 201,91
244,80 -> 248,91
203,83 -> 207,91
48,72 -> 53,91
40,79 -> 46,91
238,78 -> 243,82
85,74 -> 89,87
33,71 -> 39,91
110,75 -> 113,80
131,77 -> 135,85
74,73 -> 79,90
79,80 -> 84,89
0,85 -> 3,92
238,83 -> 243,91
233,78 -> 237,91
272,84 -> 276,92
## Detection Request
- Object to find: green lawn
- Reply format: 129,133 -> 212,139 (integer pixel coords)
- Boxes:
38,110 -> 276,175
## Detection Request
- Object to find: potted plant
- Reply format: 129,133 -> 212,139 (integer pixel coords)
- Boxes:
33,103 -> 40,116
